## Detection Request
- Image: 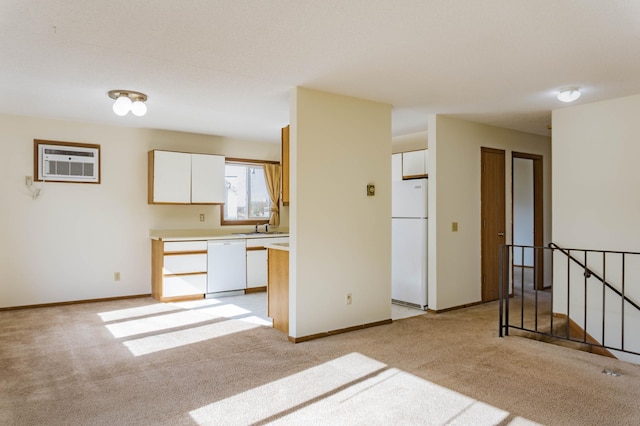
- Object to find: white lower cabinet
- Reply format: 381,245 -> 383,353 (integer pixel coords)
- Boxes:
246,237 -> 290,289
246,249 -> 268,288
163,274 -> 207,298
152,236 -> 289,301
152,240 -> 208,302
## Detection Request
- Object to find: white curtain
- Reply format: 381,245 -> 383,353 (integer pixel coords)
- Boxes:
263,164 -> 281,226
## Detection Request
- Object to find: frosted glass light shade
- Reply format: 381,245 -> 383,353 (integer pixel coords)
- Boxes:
131,100 -> 147,116
557,88 -> 581,103
113,95 -> 132,116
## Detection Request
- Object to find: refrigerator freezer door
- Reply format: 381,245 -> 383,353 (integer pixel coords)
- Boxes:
392,218 -> 428,308
392,179 -> 428,218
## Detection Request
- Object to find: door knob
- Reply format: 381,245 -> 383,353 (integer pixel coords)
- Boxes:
498,232 -> 505,237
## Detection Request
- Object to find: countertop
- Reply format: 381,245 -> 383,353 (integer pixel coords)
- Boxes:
150,228 -> 289,241
264,242 -> 290,251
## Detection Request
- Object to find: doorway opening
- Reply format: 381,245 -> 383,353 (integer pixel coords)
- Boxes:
512,152 -> 543,290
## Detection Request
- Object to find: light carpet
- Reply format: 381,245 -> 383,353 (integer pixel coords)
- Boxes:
1,296 -> 639,425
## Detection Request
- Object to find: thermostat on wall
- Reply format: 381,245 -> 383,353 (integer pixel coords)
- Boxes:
367,184 -> 375,196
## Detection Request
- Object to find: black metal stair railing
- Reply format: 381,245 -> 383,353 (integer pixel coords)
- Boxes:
498,243 -> 640,358
548,242 -> 640,313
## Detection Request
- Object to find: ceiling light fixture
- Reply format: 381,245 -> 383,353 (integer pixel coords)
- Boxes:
108,90 -> 148,116
557,87 -> 581,103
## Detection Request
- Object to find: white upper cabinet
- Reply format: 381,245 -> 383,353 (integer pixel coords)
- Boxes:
191,153 -> 225,203
149,150 -> 225,204
150,151 -> 192,203
402,149 -> 428,178
392,153 -> 403,181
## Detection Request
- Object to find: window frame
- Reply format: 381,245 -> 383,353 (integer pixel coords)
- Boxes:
220,158 -> 279,226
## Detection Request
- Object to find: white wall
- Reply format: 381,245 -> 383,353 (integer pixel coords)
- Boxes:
553,94 -> 640,252
0,114 -> 284,308
392,130 -> 428,153
513,157 -> 534,266
428,115 -> 551,310
290,87 -> 392,338
552,94 -> 640,362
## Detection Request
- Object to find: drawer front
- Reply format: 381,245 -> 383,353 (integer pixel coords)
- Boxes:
164,240 -> 207,253
267,237 -> 290,246
163,253 -> 207,275
246,237 -> 290,248
163,274 -> 207,297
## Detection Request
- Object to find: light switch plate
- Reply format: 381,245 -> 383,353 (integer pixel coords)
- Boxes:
452,222 -> 458,232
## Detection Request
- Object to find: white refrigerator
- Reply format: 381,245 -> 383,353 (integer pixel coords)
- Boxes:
392,178 -> 428,309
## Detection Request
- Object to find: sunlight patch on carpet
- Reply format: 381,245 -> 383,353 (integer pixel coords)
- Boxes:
105,310 -> 221,338
98,303 -> 181,322
124,319 -> 260,356
189,352 -> 541,425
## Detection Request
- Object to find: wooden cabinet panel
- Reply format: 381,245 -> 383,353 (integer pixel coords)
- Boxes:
281,125 -> 290,205
191,153 -> 225,203
267,248 -> 289,334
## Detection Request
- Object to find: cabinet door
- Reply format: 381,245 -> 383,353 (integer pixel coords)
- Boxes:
246,249 -> 268,288
392,153 -> 403,181
191,154 -> 225,203
151,151 -> 191,203
402,150 -> 427,178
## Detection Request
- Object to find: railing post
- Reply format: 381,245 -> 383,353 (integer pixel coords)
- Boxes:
602,252 -> 606,347
499,245 -> 504,337
622,253 -> 626,352
583,250 -> 588,343
550,246 -> 554,336
505,246 -> 510,336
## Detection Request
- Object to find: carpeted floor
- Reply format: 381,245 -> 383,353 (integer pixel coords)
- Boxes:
2,295 -> 639,425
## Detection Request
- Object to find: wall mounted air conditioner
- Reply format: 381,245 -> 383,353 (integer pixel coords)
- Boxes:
35,140 -> 101,183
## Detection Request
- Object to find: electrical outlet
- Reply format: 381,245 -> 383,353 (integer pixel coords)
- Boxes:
346,293 -> 352,305
199,213 -> 205,222
25,176 -> 33,186
114,272 -> 121,281
452,222 -> 458,232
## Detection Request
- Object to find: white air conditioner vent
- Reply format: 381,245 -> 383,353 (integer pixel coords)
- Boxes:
36,142 -> 100,183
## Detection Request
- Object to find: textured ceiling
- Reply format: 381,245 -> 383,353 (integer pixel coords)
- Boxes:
2,1 -> 640,142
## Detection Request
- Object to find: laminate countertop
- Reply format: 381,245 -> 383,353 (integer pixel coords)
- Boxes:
264,242 -> 290,251
150,229 -> 289,241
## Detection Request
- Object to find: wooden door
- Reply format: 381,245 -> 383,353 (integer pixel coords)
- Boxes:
481,148 -> 506,302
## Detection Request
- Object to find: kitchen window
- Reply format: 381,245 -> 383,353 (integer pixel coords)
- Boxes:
221,159 -> 273,225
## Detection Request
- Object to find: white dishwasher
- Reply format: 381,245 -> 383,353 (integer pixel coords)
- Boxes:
206,239 -> 247,296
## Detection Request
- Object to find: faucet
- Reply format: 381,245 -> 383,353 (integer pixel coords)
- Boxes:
264,224 -> 269,233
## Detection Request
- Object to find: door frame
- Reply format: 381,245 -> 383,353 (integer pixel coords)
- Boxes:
511,152 -> 544,290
